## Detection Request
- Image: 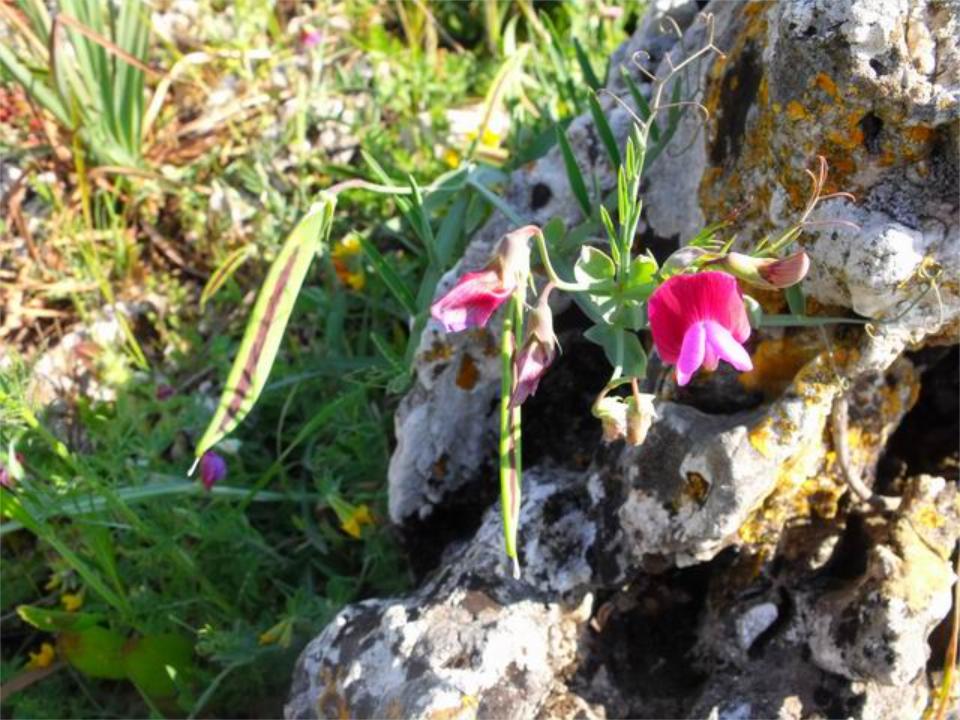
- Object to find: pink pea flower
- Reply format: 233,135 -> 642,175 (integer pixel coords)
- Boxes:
510,286 -> 557,407
430,225 -> 538,333
648,271 -> 753,386
199,451 -> 227,491
0,465 -> 11,490
300,28 -> 323,49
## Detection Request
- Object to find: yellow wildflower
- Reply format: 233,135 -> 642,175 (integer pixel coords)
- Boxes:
61,592 -> 83,612
27,642 -> 56,669
443,147 -> 461,168
345,271 -> 365,291
258,618 -> 293,648
340,503 -> 374,539
332,235 -> 362,258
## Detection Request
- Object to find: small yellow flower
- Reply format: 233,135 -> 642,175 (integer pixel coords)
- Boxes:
332,235 -> 362,259
442,147 -> 461,168
345,271 -> 365,291
340,503 -> 374,539
27,642 -> 56,669
258,618 -> 294,648
61,592 -> 83,612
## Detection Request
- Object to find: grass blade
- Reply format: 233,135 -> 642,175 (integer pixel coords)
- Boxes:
200,244 -> 255,310
588,92 -> 621,167
574,38 -> 602,90
356,234 -> 417,317
555,124 -> 592,218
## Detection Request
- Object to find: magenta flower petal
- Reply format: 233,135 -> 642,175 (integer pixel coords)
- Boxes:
200,451 -> 227,491
430,269 -> 514,333
510,342 -> 554,406
677,322 -> 706,386
705,321 -> 753,372
648,271 -> 752,384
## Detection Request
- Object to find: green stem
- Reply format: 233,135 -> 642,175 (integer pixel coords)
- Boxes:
533,230 -> 586,292
498,294 -> 520,577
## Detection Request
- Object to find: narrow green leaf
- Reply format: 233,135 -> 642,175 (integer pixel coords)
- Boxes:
200,244 -> 255,310
17,605 -> 104,632
193,197 -> 334,461
356,234 -> 417,316
620,67 -> 660,143
555,125 -> 592,218
434,192 -> 468,267
588,93 -> 621,167
574,38 -> 602,90
784,284 -> 807,316
467,177 -> 526,226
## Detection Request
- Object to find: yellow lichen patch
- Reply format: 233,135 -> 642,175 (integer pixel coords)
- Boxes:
422,341 -> 454,363
748,418 -> 778,458
739,337 -> 821,399
738,436 -> 830,547
894,519 -> 956,613
785,101 -> 808,121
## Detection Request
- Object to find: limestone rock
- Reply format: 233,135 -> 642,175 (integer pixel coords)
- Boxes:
806,475 -> 960,686
285,540 -> 592,720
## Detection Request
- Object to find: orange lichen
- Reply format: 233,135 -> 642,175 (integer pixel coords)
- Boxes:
738,337 -> 821,398
785,101 -> 808,121
814,73 -> 840,100
904,125 -> 935,143
455,353 -> 479,390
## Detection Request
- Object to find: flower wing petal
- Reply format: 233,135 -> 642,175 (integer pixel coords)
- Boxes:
676,321 -> 706,386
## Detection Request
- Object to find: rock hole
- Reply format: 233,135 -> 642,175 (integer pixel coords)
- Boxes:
876,346 -> 959,491
530,182 -> 552,211
859,112 -> 884,154
815,513 -> 871,584
869,57 -> 889,76
577,563 -> 712,718
521,303 -> 607,468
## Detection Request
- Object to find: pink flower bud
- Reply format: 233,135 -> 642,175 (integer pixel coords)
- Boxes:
430,225 -> 538,333
200,451 -> 227,491
155,384 -> 175,401
711,251 -> 810,290
648,271 -> 753,386
509,287 -> 557,407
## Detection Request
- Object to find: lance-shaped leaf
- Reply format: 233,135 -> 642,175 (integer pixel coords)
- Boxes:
192,197 -> 335,465
200,244 -> 255,310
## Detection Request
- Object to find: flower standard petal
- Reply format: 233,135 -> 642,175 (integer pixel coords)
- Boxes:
430,269 -> 513,332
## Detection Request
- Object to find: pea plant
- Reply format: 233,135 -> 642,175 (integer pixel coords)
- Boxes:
192,15 -> 862,576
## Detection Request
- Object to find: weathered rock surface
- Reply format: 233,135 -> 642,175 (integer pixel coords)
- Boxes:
291,0 -> 959,717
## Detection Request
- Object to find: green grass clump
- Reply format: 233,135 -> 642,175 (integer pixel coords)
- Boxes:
0,0 -> 639,715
